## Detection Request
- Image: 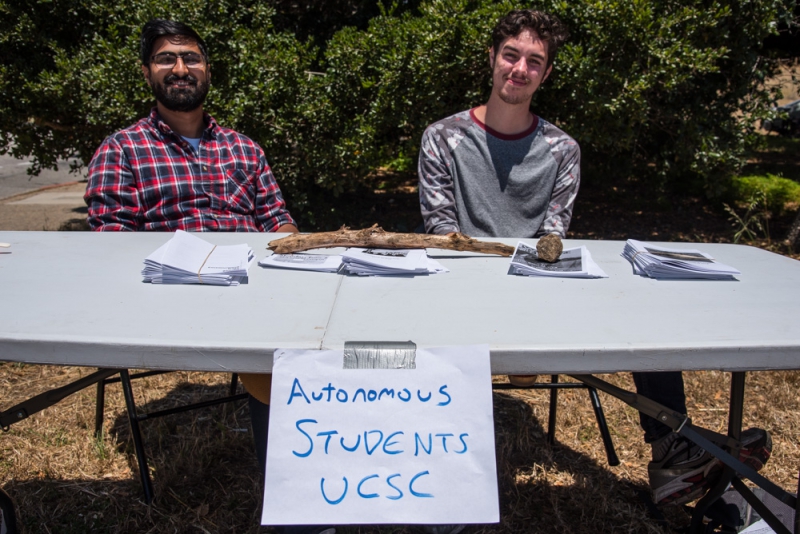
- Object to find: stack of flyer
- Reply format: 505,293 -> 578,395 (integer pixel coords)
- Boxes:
341,248 -> 448,276
142,230 -> 254,286
259,253 -> 343,273
508,242 -> 608,278
622,239 -> 740,280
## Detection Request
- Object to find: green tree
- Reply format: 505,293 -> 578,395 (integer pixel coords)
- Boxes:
1,0 -> 793,229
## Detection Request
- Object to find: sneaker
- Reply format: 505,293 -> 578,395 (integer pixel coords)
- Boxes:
737,427 -> 772,472
648,428 -> 772,506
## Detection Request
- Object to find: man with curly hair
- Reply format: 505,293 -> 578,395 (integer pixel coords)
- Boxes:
418,8 -> 771,509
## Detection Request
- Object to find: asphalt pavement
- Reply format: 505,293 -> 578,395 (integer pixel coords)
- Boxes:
0,154 -> 89,231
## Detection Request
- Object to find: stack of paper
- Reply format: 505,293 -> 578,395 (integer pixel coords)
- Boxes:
622,239 -> 740,280
508,242 -> 608,278
341,248 -> 448,276
142,230 -> 254,286
259,253 -> 343,273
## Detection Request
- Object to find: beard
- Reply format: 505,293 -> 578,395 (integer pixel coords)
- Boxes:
151,74 -> 209,112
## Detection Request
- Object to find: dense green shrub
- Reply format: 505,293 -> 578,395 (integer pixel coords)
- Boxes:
730,174 -> 800,214
1,0 -> 793,228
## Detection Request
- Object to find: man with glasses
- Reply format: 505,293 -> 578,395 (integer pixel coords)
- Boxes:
418,8 -> 772,509
84,20 -> 307,528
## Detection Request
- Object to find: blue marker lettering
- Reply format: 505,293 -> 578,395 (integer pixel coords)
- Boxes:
364,430 -> 384,455
336,389 -> 349,402
320,477 -> 348,505
455,433 -> 469,454
409,471 -> 434,498
378,388 -> 395,400
311,391 -> 323,401
435,433 -> 454,452
437,385 -> 452,406
322,383 -> 336,402
340,434 -> 361,452
397,388 -> 411,402
414,432 -> 432,456
357,474 -> 380,499
367,389 -> 378,401
292,419 -> 317,457
288,378 -> 311,405
417,389 -> 432,402
383,431 -> 404,455
353,388 -> 367,402
386,474 -> 403,500
317,430 -> 338,454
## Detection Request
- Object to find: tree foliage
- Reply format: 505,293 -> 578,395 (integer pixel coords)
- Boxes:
0,0 -> 793,228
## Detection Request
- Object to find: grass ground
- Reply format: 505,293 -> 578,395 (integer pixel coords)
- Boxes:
1,134 -> 798,534
1,367 -> 798,533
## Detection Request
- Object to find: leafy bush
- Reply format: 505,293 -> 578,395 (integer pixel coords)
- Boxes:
730,174 -> 800,214
1,0 -> 793,229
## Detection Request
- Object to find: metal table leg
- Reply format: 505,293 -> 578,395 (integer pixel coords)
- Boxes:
119,369 -> 154,504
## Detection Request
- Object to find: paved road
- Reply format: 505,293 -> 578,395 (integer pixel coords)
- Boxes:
0,153 -> 85,200
0,153 -> 89,231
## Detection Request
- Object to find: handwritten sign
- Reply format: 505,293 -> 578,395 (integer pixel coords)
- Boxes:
261,345 -> 498,526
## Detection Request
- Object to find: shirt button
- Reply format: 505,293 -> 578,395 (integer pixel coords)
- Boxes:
203,165 -> 208,171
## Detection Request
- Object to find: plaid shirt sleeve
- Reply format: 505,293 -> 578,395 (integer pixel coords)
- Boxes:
253,151 -> 295,232
85,136 -> 143,231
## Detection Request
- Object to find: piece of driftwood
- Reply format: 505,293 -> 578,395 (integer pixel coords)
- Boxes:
268,225 -> 515,256
536,233 -> 563,263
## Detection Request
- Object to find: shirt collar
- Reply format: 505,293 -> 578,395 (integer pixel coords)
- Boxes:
147,107 -> 218,140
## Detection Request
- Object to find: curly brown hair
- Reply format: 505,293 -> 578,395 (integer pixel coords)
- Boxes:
491,10 -> 569,68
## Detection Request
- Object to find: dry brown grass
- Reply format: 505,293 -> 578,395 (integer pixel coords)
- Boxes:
2,364 -> 798,533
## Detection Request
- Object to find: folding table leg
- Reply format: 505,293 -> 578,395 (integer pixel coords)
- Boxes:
587,386 -> 620,466
119,369 -> 154,504
229,373 -> 239,396
547,375 -> 558,445
95,378 -> 107,438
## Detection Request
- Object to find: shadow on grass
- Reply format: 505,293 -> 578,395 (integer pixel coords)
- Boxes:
2,382 -> 674,534
743,136 -> 800,183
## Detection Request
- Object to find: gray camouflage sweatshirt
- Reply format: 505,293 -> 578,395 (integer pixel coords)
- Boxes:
418,108 -> 580,238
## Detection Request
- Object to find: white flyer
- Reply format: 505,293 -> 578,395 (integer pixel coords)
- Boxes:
259,253 -> 343,273
261,345 -> 498,526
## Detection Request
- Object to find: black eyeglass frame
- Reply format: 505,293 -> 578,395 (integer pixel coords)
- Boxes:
149,52 -> 206,68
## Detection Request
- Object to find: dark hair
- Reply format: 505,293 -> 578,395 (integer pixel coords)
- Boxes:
140,19 -> 208,65
491,10 -> 568,68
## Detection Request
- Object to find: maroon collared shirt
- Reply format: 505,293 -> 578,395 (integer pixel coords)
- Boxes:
86,108 -> 294,232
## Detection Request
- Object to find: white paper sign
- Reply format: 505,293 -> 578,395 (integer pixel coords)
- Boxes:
262,345 -> 499,526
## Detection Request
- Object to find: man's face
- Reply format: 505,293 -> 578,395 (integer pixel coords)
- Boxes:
489,30 -> 552,106
142,36 -> 210,113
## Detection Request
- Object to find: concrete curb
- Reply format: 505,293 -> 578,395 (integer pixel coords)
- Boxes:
0,180 -> 84,203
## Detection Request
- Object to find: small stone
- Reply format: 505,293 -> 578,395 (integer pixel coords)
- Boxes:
536,233 -> 563,263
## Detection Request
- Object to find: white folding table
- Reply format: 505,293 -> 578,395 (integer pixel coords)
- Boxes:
1,231 -> 799,532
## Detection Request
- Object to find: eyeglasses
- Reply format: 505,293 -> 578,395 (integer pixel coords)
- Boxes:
150,52 -> 205,68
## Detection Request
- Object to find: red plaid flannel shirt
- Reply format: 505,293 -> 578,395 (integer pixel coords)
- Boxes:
85,108 -> 294,232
